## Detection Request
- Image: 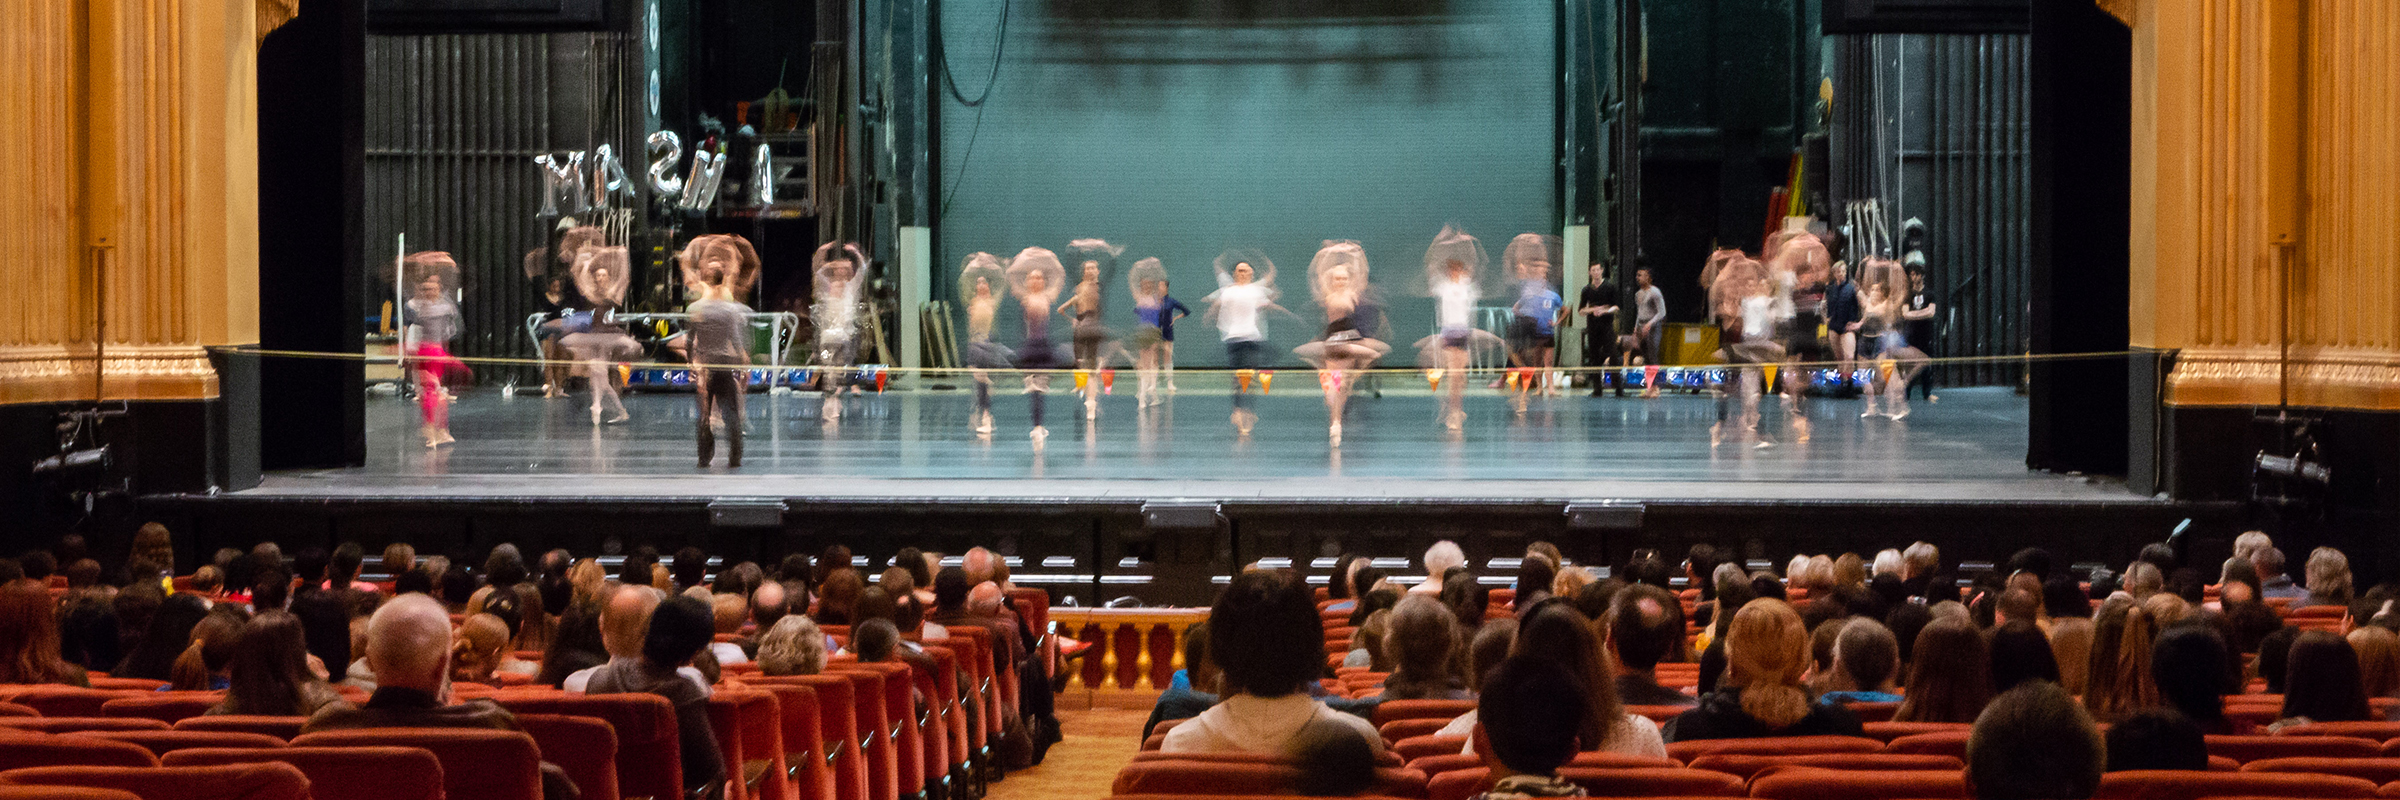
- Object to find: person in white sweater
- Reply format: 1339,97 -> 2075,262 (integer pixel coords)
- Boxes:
1161,570 -> 1380,755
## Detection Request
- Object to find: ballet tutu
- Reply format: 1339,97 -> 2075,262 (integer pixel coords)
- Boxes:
966,340 -> 1016,369
1133,325 -> 1164,350
560,331 -> 641,363
1015,339 -> 1065,371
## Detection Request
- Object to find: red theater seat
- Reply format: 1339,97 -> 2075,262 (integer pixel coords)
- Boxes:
1879,730 -> 1971,759
172,717 -> 306,741
740,681 -> 830,800
0,762 -> 312,800
82,730 -> 285,756
0,786 -> 143,800
1747,765 -> 1969,800
1404,752 -> 1673,777
1426,766 -> 1742,800
0,688 -> 132,718
2207,734 -> 2380,763
0,717 -> 171,734
513,713 -> 619,800
85,679 -> 172,692
744,674 -> 865,800
1841,702 -> 1901,723
1664,735 -> 1883,762
1860,721 -> 1969,742
1126,750 -> 1403,768
2243,757 -> 2400,784
101,694 -> 224,725
164,747 -> 442,800
1378,718 -> 1450,742
1392,735 -> 1470,763
2092,769 -> 2378,799
2279,722 -> 2400,742
491,690 -> 685,800
1111,759 -> 1427,798
1687,752 -> 1963,779
0,704 -> 34,718
293,727 -> 542,800
0,734 -> 161,770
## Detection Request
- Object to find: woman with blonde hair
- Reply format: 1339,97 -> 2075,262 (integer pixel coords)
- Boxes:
2302,547 -> 2354,609
758,615 -> 829,676
2083,599 -> 2162,722
2347,626 -> 2400,698
1664,599 -> 1863,741
449,614 -> 512,686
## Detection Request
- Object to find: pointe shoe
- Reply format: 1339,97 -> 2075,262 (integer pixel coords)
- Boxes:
1029,426 -> 1048,444
1890,406 -> 1911,421
1444,410 -> 1465,431
1232,410 -> 1256,435
1793,418 -> 1812,443
1861,405 -> 1881,419
604,412 -> 630,425
422,425 -> 440,448
433,428 -> 455,445
1710,422 -> 1723,447
589,406 -> 602,425
1329,422 -> 1342,447
974,411 -> 995,434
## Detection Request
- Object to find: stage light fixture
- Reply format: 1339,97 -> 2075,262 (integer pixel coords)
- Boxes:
1141,500 -> 1221,530
707,498 -> 785,527
1565,501 -> 1645,530
30,444 -> 110,480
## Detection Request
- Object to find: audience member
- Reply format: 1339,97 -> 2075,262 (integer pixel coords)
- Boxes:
534,596 -> 608,688
171,604 -> 251,691
816,569 -> 864,626
1345,609 -> 1391,671
2254,547 -> 2303,600
1606,584 -> 1696,706
212,611 -> 346,716
1892,617 -> 1994,723
1145,622 -> 1220,742
449,613 -> 512,686
380,543 -> 416,576
2256,626 -> 2302,694
757,614 -> 829,676
1967,681 -> 2104,800
0,583 -> 89,686
587,595 -> 727,795
1161,570 -> 1380,755
2150,626 -> 2232,734
1382,595 -> 1469,700
2301,547 -> 2354,608
2274,631 -> 2374,727
1415,541 -> 1465,596
1512,600 -> 1663,757
2348,626 -> 2400,698
1818,618 -> 1902,704
566,586 -> 708,694
1468,657 -> 1594,800
1439,571 -> 1491,636
2103,709 -> 2207,772
1988,620 -> 2062,694
2083,600 -> 2162,722
1288,717 -> 1384,797
116,592 -> 210,681
709,593 -> 750,665
1664,599 -> 1862,741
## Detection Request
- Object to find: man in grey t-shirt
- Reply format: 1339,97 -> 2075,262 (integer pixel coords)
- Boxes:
1633,268 -> 1665,398
689,292 -> 752,468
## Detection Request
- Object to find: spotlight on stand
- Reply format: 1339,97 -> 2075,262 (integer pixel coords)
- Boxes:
2250,412 -> 2331,516
29,444 -> 110,480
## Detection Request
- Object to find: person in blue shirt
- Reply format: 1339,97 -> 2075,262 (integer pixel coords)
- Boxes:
1129,262 -> 1191,408
1816,618 -> 1906,705
1502,234 -> 1566,397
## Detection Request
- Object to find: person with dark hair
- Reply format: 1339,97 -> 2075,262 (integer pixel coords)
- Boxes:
1347,586 -> 1399,629
1607,584 -> 1696,706
813,545 -> 852,588
669,547 -> 708,591
1818,618 -> 1903,704
116,592 -> 209,681
535,596 -> 608,688
1383,596 -> 1470,700
17,550 -> 56,585
1988,620 -> 2062,694
2005,548 -> 2056,582
56,581 -> 120,674
1468,657 -> 1593,799
482,544 -> 529,590
777,552 -> 812,584
251,564 -> 292,612
1620,552 -> 1671,589
1508,601 -> 1662,756
2137,542 -> 2179,575
2150,626 -> 2232,734
0,584 -> 88,686
326,543 -> 371,593
1145,622 -> 1220,738
1325,555 -> 1362,605
1162,570 -> 1379,755
1288,717 -> 1383,797
2254,547 -> 2303,600
391,568 -> 433,598
617,547 -> 657,586
1514,558 -> 1558,611
587,595 -> 726,795
2256,625 -> 2302,694
212,611 -> 346,716
2274,631 -> 2374,727
1968,681 -> 2104,800
2104,709 -> 2208,772
1894,617 -> 1994,723
1666,600 -> 1862,741
1440,571 -> 1491,636
1880,603 -> 1935,686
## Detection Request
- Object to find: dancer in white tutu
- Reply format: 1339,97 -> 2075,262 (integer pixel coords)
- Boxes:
1292,241 -> 1388,446
958,252 -> 1013,435
1414,226 -> 1504,431
560,244 -> 640,426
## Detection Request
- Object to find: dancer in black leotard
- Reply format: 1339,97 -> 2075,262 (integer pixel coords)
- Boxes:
1007,247 -> 1067,444
959,253 -> 1013,436
1293,241 -> 1388,446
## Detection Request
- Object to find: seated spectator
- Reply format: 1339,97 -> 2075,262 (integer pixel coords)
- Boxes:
1988,620 -> 2062,693
1968,681 -> 2105,800
1145,622 -> 1220,738
172,604 -> 252,691
212,611 -> 347,717
1323,555 -> 1365,614
2151,626 -> 2233,733
566,586 -> 709,694
449,613 -> 512,686
380,543 -> 415,576
57,581 -> 120,674
757,614 -> 829,676
1381,595 -> 1470,700
816,569 -> 864,626
1161,570 -> 1380,755
1817,618 -> 1902,704
2273,631 -> 2374,727
709,593 -> 750,665
326,542 -> 377,594
1513,600 -> 1664,757
1894,617 -> 1994,723
586,595 -> 726,797
1468,657 -> 1592,800
1347,586 -> 1398,628
1434,618 -> 1524,741
1441,571 -> 1492,637
2104,709 -> 2207,772
2300,547 -> 2354,609
117,592 -> 209,681
1413,541 -> 1465,596
2083,600 -> 2162,722
534,595 -> 607,688
2255,626 -> 2301,694
2123,562 -> 2164,600
1664,599 -> 1863,741
1606,583 -> 1697,707
2349,626 -> 2400,698
0,583 -> 90,686
1513,558 -> 1557,612
191,566 -> 225,596
1344,609 -> 1391,670
1289,718 -> 1382,797
2254,547 -> 2303,600
1804,617 -> 1847,692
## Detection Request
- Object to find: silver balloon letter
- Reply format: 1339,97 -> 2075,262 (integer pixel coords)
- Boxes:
645,131 -> 683,196
751,143 -> 775,205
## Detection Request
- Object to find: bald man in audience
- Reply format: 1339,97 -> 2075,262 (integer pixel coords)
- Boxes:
304,594 -> 498,730
564,585 -> 710,694
962,547 -> 1000,587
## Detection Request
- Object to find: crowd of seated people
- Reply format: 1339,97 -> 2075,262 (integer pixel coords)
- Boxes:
1127,531 -> 2400,800
0,528 -> 1065,800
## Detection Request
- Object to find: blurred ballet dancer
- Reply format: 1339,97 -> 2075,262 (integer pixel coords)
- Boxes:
812,242 -> 870,424
401,252 -> 469,448
958,253 -> 1013,435
1128,258 -> 1189,408
1207,250 -> 1288,436
560,245 -> 640,425
1707,255 -> 1784,447
1415,226 -> 1501,431
1765,225 -> 1830,443
1008,247 -> 1067,443
681,234 -> 761,467
1061,239 -> 1125,420
1858,258 -> 1929,420
1502,233 -> 1565,400
1292,242 -> 1388,446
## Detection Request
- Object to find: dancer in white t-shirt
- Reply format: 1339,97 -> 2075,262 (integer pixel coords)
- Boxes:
1205,250 -> 1288,436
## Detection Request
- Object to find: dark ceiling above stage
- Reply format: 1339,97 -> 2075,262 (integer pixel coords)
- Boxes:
1824,0 -> 2031,34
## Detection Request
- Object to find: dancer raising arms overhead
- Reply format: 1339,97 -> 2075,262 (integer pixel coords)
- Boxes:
1206,250 -> 1289,436
1292,242 -> 1388,446
679,234 -> 761,467
957,252 -> 1013,435
1414,226 -> 1503,431
560,244 -> 640,426
1127,258 -> 1188,409
1007,247 -> 1068,444
811,242 -> 871,424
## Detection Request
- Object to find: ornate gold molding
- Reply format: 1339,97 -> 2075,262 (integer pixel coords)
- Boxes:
2095,0 -> 2138,27
258,0 -> 299,43
0,346 -> 220,405
2168,348 -> 2400,410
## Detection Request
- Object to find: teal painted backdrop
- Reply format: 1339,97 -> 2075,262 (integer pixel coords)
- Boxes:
935,0 -> 1557,366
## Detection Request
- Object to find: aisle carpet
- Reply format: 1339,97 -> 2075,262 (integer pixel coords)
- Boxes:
989,707 -> 1149,800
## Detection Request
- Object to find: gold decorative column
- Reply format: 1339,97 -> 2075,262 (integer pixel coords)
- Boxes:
2116,0 -> 2400,412
0,0 -> 284,406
